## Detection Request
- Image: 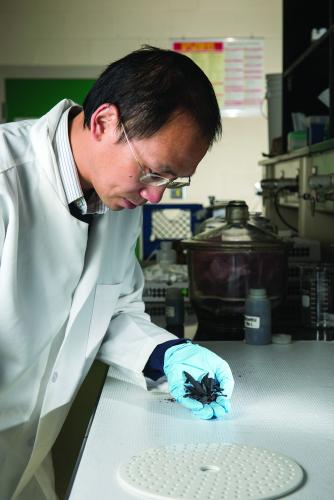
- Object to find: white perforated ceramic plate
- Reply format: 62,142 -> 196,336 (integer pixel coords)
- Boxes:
118,443 -> 304,500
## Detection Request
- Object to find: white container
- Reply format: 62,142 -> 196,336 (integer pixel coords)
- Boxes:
266,73 -> 282,150
156,241 -> 176,268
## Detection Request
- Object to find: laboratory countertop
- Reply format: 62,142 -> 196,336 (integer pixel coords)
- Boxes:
68,341 -> 334,500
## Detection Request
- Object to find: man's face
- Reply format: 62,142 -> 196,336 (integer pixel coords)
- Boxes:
81,106 -> 210,211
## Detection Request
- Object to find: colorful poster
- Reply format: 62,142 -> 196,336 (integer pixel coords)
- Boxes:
172,38 -> 264,117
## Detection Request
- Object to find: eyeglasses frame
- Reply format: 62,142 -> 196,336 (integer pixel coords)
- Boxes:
120,123 -> 191,189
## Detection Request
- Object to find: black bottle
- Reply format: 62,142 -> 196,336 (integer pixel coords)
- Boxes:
165,287 -> 185,338
244,288 -> 271,345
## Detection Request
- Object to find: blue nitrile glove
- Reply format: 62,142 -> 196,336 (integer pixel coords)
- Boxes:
163,342 -> 234,420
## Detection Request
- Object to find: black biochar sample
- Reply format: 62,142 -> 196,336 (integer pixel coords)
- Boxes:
183,371 -> 226,404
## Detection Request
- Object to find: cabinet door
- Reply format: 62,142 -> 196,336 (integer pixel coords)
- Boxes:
282,0 -> 334,151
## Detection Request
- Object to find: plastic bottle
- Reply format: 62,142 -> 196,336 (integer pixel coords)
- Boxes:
156,242 -> 176,269
165,287 -> 185,338
244,288 -> 271,345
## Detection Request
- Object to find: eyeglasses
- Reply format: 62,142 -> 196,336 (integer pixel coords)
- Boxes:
121,123 -> 191,189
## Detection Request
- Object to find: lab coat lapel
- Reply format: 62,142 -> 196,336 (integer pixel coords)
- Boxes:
64,214 -> 109,335
40,214 -> 110,414
31,98 -> 106,338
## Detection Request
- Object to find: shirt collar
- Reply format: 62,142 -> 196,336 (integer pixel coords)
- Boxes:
54,106 -> 108,215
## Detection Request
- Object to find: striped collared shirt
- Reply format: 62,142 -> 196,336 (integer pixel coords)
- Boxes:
53,106 -> 108,215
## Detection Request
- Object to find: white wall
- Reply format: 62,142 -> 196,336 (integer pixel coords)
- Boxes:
0,0 -> 282,210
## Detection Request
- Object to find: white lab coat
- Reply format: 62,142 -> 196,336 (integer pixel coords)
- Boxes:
0,100 -> 176,499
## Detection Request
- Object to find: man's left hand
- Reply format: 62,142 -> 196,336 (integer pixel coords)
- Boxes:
163,342 -> 234,420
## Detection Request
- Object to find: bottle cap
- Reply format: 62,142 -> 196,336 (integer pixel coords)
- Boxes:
160,241 -> 173,250
165,287 -> 182,300
272,334 -> 292,344
249,288 -> 267,298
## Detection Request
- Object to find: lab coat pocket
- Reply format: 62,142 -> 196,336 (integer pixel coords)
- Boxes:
86,283 -> 121,356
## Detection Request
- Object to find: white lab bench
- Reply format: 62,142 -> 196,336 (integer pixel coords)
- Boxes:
68,341 -> 334,499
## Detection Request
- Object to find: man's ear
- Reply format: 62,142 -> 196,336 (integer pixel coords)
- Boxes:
90,104 -> 120,142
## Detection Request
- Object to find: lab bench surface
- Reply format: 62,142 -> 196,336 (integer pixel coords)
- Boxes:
68,341 -> 334,499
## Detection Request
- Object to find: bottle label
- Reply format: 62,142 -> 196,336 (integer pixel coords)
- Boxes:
302,295 -> 310,308
245,315 -> 260,329
166,306 -> 176,318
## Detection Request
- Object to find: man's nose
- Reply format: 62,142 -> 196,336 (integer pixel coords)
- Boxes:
139,185 -> 167,204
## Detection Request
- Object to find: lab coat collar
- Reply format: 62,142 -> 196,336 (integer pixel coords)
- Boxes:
30,99 -> 76,208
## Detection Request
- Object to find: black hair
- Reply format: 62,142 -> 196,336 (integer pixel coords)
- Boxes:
82,45 -> 222,147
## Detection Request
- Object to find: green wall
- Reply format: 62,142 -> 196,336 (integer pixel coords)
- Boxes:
5,78 -> 95,121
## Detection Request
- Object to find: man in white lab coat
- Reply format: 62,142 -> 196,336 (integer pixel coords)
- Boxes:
0,46 -> 234,499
